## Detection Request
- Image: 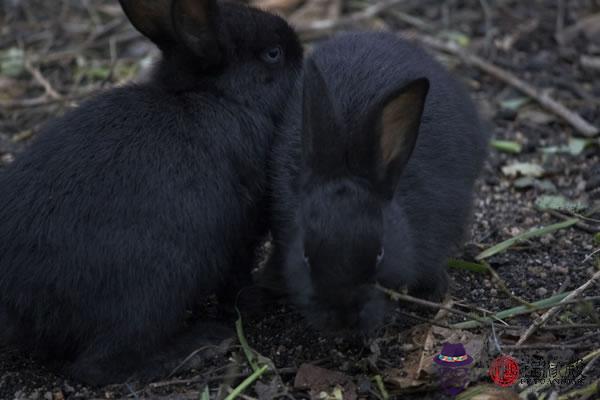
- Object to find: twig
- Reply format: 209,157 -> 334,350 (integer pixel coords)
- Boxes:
548,210 -> 600,234
520,348 -> 600,398
542,323 -> 600,331
412,35 -> 599,137
0,90 -> 95,109
563,331 -> 600,345
24,58 -> 62,100
503,343 -> 596,350
168,345 -> 215,377
515,270 -> 600,346
583,248 -> 600,264
395,309 -> 456,330
478,0 -> 494,53
561,354 -> 599,393
376,284 -> 493,327
294,0 -> 406,34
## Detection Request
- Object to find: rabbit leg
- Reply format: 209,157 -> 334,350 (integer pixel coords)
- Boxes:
409,265 -> 449,302
0,305 -> 16,346
64,320 -> 233,386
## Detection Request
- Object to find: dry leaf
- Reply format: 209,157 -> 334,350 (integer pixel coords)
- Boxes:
518,108 -> 556,125
294,364 -> 357,400
290,0 -> 341,27
251,0 -> 304,14
456,384 -> 520,400
385,324 -> 486,392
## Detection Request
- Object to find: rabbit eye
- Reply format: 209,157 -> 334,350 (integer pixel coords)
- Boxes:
261,46 -> 283,64
376,247 -> 385,265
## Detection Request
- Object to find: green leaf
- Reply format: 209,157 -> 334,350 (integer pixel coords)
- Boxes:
490,140 -> 522,154
0,47 -> 25,78
440,31 -> 471,47
513,177 -> 557,192
594,233 -> 600,245
501,162 -> 544,178
568,138 -> 591,156
500,97 -> 529,111
476,218 -> 578,260
535,195 -> 588,213
448,259 -> 489,273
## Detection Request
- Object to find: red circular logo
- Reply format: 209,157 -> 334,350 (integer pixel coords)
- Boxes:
489,355 -> 520,387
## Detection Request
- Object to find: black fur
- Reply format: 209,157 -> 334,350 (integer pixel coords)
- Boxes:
0,0 -> 302,385
266,32 -> 488,333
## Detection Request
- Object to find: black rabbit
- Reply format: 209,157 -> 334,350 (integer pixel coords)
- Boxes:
0,0 -> 302,385
265,32 -> 487,333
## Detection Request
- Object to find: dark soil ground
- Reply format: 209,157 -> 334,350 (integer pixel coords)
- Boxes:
1,0 -> 599,399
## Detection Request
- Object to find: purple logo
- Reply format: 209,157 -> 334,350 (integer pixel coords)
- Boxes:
433,342 -> 474,396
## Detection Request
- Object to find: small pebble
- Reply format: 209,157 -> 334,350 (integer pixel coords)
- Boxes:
536,287 -> 548,297
551,265 -> 569,274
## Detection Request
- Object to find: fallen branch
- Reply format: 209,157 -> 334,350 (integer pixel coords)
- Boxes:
515,269 -> 600,346
412,35 -> 599,137
24,58 -> 62,100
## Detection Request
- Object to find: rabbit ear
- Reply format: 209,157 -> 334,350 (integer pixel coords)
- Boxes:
302,59 -> 345,173
171,0 -> 221,64
373,78 -> 429,197
119,0 -> 176,47
120,0 -> 221,65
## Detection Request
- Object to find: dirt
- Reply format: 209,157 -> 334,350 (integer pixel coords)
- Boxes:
1,0 -> 599,399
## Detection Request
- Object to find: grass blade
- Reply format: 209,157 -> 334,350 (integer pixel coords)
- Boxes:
235,311 -> 259,372
453,291 -> 570,329
200,386 -> 210,400
448,259 -> 489,273
491,140 -> 522,154
476,218 -> 578,260
224,364 -> 269,400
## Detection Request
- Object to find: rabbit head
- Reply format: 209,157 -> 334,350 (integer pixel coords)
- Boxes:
285,60 -> 430,333
119,0 -> 303,117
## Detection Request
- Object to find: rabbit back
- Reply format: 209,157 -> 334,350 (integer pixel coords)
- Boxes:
0,84 -> 271,378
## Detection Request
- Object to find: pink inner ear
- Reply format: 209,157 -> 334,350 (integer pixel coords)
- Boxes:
380,91 -> 421,166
